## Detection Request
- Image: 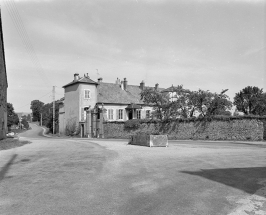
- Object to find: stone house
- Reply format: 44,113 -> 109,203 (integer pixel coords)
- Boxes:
0,10 -> 8,140
59,73 -> 161,137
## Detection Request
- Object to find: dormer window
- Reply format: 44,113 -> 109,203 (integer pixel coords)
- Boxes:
84,89 -> 90,99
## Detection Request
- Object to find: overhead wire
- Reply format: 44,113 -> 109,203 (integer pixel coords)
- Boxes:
15,90 -> 52,110
6,0 -> 46,77
3,0 -> 50,85
5,0 -> 46,75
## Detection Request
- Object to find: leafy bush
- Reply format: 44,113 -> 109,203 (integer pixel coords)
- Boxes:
124,119 -> 141,129
65,120 -> 79,136
21,118 -> 29,129
135,130 -> 161,135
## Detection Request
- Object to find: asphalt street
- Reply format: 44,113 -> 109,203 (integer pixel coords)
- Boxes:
0,123 -> 265,215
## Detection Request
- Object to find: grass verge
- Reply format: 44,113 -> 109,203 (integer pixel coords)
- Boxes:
0,138 -> 31,151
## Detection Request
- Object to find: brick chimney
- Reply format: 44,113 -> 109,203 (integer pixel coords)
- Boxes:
74,73 -> 79,81
140,80 -> 145,90
115,78 -> 120,85
123,78 -> 127,91
155,83 -> 159,91
98,77 -> 103,83
84,73 -> 90,78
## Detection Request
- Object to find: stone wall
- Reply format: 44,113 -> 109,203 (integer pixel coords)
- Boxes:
103,119 -> 264,141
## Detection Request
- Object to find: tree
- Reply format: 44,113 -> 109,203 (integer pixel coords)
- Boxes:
140,88 -> 172,120
30,100 -> 44,122
206,89 -> 232,116
186,90 -> 209,117
254,93 -> 266,115
21,118 -> 29,129
43,101 -> 60,133
170,85 -> 196,118
141,86 -> 233,120
27,114 -> 31,122
185,89 -> 232,117
39,99 -> 62,133
233,86 -> 266,115
7,103 -> 19,129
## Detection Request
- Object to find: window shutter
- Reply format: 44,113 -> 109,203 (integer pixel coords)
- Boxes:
103,109 -> 107,121
124,109 -> 127,121
141,110 -> 145,119
116,109 -> 119,120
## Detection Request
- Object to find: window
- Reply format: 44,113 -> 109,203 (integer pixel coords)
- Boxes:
146,110 -> 150,118
118,109 -> 123,120
84,89 -> 90,99
137,110 -> 141,119
108,109 -> 114,120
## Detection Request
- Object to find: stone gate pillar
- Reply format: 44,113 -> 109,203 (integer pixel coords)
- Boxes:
92,110 -> 97,138
99,111 -> 104,138
86,110 -> 92,137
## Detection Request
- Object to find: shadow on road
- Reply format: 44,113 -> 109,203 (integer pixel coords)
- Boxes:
181,167 -> 266,197
0,154 -> 18,182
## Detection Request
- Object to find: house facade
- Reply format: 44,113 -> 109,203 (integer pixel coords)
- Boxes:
59,73 -> 160,137
0,10 -> 8,140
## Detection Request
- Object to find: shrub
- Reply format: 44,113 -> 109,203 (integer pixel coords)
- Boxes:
124,119 -> 141,129
65,120 -> 78,136
21,118 -> 29,129
135,130 -> 160,135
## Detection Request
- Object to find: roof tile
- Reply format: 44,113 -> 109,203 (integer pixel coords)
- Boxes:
97,82 -> 164,104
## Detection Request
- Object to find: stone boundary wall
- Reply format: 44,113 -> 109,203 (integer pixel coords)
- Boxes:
103,119 -> 264,141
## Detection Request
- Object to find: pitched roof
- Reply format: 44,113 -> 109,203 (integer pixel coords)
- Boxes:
97,82 -> 165,105
97,83 -> 143,104
62,76 -> 98,88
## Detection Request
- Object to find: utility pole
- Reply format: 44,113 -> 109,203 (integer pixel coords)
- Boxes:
53,86 -> 55,135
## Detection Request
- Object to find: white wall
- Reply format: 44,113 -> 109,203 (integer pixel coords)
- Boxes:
104,104 -> 153,121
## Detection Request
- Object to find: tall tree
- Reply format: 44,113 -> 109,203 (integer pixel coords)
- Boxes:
254,93 -> 266,115
27,114 -> 31,122
140,88 -> 172,120
171,85 -> 196,118
21,118 -> 29,129
233,86 -> 265,115
141,87 -> 232,120
206,89 -> 232,116
30,100 -> 44,122
40,99 -> 61,133
7,103 -> 19,128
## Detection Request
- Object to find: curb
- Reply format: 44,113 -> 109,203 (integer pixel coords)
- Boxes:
41,127 -> 52,138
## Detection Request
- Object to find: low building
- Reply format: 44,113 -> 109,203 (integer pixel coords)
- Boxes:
0,10 -> 8,140
59,73 -> 161,137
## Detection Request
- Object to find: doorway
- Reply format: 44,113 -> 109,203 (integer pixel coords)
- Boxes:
128,110 -> 133,120
81,124 -> 84,137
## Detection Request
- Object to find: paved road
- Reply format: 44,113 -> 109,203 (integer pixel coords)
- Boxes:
18,123 -> 48,139
0,125 -> 265,215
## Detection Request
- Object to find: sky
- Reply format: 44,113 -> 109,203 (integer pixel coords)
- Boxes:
0,0 -> 265,113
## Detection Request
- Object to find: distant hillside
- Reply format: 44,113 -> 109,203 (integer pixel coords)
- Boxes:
16,112 -> 31,118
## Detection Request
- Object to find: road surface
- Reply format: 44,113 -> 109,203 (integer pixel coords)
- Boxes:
18,123 -> 49,139
0,123 -> 265,214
